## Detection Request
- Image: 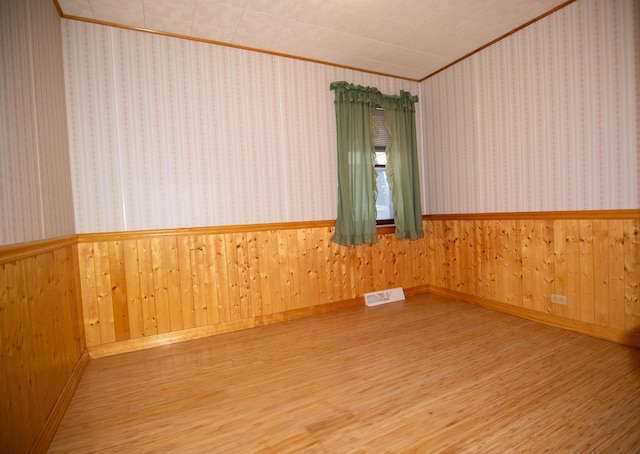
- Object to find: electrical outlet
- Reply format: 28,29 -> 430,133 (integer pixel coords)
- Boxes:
551,294 -> 567,305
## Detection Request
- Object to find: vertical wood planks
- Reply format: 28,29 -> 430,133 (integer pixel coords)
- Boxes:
288,230 -> 306,309
482,220 -> 495,301
493,219 -> 506,303
294,229 -> 308,309
223,233 -> 242,320
433,220 -> 446,290
0,261 -> 15,450
565,220 -> 582,321
449,220 -> 463,292
3,216 -> 637,451
540,220 -> 555,314
93,242 -> 115,344
579,220 -> 595,323
1,260 -> 31,450
467,220 -> 481,297
150,237 -> 170,334
503,219 -> 522,306
235,232 -> 252,319
190,235 -> 208,328
410,222 -> 428,287
137,238 -> 158,337
592,220 -> 610,326
79,243 -> 100,346
424,220 -> 436,291
123,240 -> 143,341
73,216 -> 638,350
623,219 -> 639,332
177,236 -> 195,329
256,231 -> 273,314
372,236 -> 385,291
247,232 -> 262,317
164,236 -> 184,332
475,220 -> 489,299
266,230 -> 283,313
394,234 -> 409,289
277,230 -> 293,312
458,220 -> 471,295
521,220 -> 535,310
0,242 -> 85,454
313,229 -> 328,304
202,235 -> 219,325
553,220 -> 568,318
325,229 -> 347,302
108,241 -> 130,341
213,234 -> 231,323
423,216 -> 636,339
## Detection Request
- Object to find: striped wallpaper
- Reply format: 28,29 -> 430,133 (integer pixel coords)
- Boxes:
0,0 -> 75,246
62,21 -> 420,233
2,0 -> 637,242
421,0 -> 639,214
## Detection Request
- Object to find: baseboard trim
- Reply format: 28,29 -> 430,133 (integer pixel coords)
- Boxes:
86,280 -> 638,357
29,349 -> 90,454
405,285 -> 430,298
88,284 -> 435,358
428,286 -> 640,349
88,297 -> 365,358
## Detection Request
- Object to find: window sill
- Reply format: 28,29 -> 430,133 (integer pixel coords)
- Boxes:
376,225 -> 395,235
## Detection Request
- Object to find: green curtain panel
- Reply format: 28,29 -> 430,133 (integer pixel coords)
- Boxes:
330,81 -> 424,246
382,91 -> 424,241
330,81 -> 381,246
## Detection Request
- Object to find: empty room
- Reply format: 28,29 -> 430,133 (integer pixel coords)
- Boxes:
1,0 -> 638,452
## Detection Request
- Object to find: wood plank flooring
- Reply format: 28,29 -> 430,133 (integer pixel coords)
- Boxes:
49,294 -> 640,453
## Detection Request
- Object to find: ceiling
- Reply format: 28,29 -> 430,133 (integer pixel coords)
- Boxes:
56,0 -> 572,81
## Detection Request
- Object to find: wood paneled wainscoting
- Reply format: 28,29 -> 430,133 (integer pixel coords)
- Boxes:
77,222 -> 431,357
0,238 -> 87,454
77,210 -> 639,357
423,211 -> 640,348
2,212 -> 636,452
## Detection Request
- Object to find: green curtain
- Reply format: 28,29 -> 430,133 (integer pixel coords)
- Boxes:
330,82 -> 424,245
330,81 -> 382,246
382,91 -> 425,240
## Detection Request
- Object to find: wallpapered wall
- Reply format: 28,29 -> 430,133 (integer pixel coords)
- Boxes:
63,0 -> 638,235
62,20 -> 421,234
0,0 -> 75,246
421,0 -> 638,214
2,0 -> 636,243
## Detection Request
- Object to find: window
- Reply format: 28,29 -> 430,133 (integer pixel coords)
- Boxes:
330,81 -> 423,246
373,107 -> 394,225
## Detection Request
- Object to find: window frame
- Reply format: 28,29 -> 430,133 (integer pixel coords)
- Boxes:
373,107 -> 394,226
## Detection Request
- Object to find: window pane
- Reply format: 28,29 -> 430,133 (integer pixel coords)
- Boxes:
374,108 -> 388,147
375,150 -> 387,166
376,168 -> 394,221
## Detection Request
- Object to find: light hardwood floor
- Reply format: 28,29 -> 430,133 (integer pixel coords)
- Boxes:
49,294 -> 640,453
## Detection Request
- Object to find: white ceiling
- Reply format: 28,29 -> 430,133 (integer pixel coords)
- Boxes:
56,0 -> 572,81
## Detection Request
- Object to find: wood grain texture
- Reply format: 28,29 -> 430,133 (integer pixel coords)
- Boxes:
49,294 -> 640,453
0,242 -> 85,454
78,226 -> 432,352
29,351 -> 89,454
1,212 -> 636,450
87,297 -> 364,358
77,213 -> 640,352
428,216 -> 640,347
0,235 -> 76,264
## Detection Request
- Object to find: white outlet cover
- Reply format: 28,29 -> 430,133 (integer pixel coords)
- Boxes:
551,294 -> 568,305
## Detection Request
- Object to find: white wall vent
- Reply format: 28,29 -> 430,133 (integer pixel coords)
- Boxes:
364,287 -> 405,307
